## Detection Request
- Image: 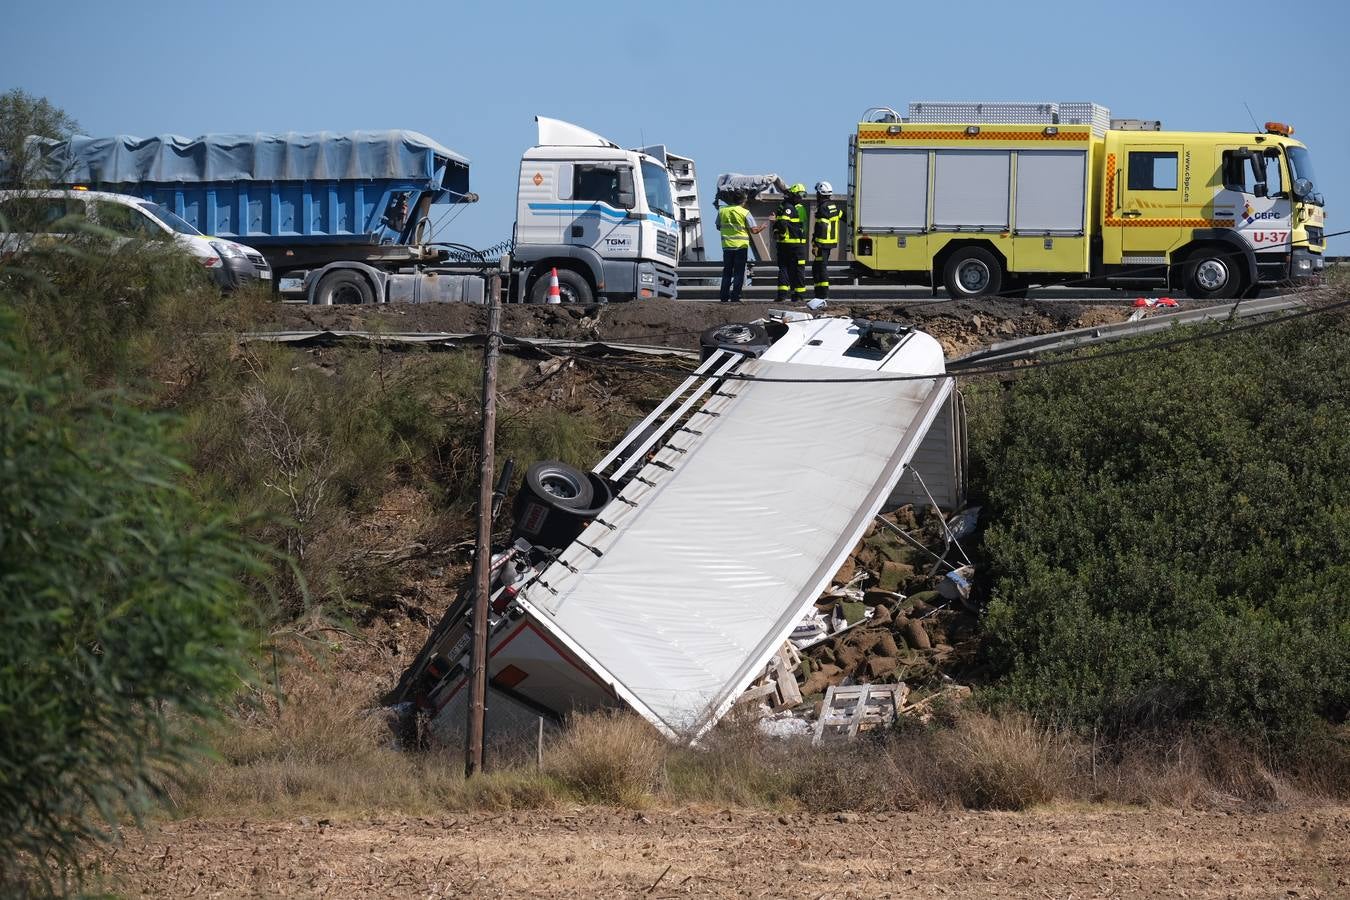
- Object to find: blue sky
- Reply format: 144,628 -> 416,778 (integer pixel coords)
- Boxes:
2,0 -> 1347,252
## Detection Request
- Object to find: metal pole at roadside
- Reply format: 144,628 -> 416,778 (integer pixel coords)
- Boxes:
466,254 -> 509,777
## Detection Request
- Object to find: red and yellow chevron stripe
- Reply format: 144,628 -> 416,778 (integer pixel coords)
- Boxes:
857,128 -> 1091,142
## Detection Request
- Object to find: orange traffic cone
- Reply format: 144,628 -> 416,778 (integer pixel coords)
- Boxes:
546,267 -> 562,304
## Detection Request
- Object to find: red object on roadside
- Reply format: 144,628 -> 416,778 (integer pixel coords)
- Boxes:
546,267 -> 562,304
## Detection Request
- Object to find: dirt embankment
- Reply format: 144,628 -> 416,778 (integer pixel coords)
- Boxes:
101,806 -> 1348,898
269,298 -> 1130,359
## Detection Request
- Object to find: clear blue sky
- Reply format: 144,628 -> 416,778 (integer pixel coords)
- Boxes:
3,0 -> 1347,252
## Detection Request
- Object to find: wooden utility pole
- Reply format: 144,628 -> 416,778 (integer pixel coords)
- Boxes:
465,254 -> 508,777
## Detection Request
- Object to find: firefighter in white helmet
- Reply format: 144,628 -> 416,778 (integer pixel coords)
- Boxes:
811,181 -> 843,300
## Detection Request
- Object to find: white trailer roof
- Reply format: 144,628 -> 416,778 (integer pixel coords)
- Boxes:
515,347 -> 952,740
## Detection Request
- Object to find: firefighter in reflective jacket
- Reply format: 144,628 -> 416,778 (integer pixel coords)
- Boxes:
811,181 -> 843,299
773,183 -> 808,301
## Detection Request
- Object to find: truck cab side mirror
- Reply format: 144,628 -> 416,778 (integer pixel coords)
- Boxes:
1253,181 -> 1268,198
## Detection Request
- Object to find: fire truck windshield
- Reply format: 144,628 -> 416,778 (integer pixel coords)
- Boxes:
1287,147 -> 1321,204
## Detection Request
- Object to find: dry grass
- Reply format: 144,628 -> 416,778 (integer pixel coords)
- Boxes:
170,653 -> 562,819
928,712 -> 1079,810
543,711 -> 668,806
174,658 -> 1349,820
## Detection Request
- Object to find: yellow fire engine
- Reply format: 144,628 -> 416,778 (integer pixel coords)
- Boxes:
849,101 -> 1326,299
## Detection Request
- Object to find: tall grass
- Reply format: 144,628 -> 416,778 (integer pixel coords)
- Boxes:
175,682 -> 1350,819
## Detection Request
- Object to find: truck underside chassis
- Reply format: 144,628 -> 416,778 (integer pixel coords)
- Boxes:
282,258 -> 678,305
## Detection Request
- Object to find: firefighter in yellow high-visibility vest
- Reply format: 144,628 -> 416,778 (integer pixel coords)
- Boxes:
811,181 -> 843,299
772,183 -> 808,301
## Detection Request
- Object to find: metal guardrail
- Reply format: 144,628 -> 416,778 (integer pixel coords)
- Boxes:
948,295 -> 1308,369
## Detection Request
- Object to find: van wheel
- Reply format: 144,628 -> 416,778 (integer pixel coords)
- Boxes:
314,269 -> 375,305
529,268 -> 593,304
1183,251 -> 1241,300
943,247 -> 1003,299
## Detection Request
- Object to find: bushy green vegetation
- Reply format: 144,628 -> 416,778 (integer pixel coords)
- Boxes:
0,310 -> 263,892
967,313 -> 1350,742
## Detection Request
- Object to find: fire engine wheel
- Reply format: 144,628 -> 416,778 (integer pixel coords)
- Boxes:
521,461 -> 595,511
1182,252 -> 1241,300
314,269 -> 375,305
943,248 -> 1003,299
529,268 -> 593,304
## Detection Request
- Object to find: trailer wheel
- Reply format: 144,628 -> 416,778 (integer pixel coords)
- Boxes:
1182,250 -> 1241,300
943,247 -> 1003,299
699,322 -> 771,359
314,269 -> 375,305
511,460 -> 606,549
520,461 -> 594,511
529,268 -> 593,304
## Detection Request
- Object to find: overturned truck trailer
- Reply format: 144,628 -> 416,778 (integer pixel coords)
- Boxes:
399,313 -> 965,743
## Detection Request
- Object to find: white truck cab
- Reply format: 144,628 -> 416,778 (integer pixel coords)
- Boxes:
0,188 -> 270,289
513,117 -> 679,302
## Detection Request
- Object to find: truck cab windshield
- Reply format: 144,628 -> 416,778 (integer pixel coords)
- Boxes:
1287,147 -> 1321,204
641,160 -> 674,219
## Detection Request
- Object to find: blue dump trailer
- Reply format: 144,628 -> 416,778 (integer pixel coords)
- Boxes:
34,130 -> 475,278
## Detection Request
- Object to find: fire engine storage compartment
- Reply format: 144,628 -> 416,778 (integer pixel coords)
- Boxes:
424,315 -> 961,745
854,145 -> 1089,237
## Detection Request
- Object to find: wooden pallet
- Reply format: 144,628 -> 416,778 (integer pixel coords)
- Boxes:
812,683 -> 909,745
736,643 -> 803,714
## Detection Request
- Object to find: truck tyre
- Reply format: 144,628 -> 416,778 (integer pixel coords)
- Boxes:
520,460 -> 594,511
529,267 -> 593,304
314,269 -> 375,305
1182,250 -> 1242,300
511,460 -> 607,549
943,247 -> 1003,299
699,322 -> 771,360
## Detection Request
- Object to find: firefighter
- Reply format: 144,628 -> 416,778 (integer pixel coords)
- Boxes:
811,181 -> 843,299
772,183 -> 808,301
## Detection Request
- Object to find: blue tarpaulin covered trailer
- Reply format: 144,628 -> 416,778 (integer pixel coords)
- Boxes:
31,131 -> 471,247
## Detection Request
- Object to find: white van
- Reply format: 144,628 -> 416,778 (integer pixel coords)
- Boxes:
0,188 -> 270,288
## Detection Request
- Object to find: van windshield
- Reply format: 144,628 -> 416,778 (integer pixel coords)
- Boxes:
140,202 -> 202,235
641,160 -> 674,219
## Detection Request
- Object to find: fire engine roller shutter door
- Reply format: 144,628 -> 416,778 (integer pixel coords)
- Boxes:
933,150 -> 1011,231
1014,150 -> 1087,234
857,149 -> 928,231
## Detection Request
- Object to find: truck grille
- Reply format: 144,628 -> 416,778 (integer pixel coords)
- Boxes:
655,229 -> 678,259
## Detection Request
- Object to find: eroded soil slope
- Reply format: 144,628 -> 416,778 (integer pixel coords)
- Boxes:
269,298 -> 1131,359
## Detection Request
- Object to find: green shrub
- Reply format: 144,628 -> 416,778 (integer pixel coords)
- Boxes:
0,312 -> 262,893
2,231 -> 213,380
967,313 -> 1350,741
